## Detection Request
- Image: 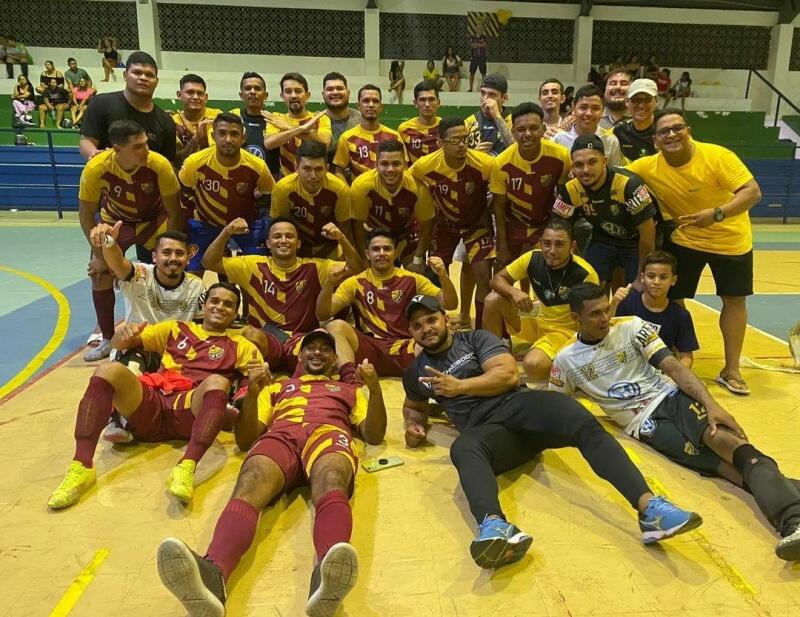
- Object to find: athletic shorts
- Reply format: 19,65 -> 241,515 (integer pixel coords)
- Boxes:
396,228 -> 421,263
246,421 -> 358,492
188,215 -> 269,271
92,213 -> 167,266
125,385 -> 196,442
506,221 -> 545,260
432,224 -> 495,266
512,318 -> 574,360
469,57 -> 487,76
664,239 -> 753,299
261,325 -> 304,373
638,390 -> 723,476
353,331 -> 416,377
584,241 -> 639,285
297,238 -> 339,260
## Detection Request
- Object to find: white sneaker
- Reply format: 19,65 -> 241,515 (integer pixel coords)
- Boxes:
305,543 -> 358,617
776,524 -> 800,561
84,339 -> 113,362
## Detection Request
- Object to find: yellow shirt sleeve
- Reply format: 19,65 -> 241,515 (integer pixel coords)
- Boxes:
488,156 -> 508,195
270,179 -> 290,218
716,147 -> 754,192
413,272 -> 441,297
78,161 -> 102,202
557,148 -> 572,184
139,321 -> 175,353
332,133 -> 350,169
414,183 -> 435,221
264,114 -> 283,136
333,275 -> 358,306
333,178 -> 352,221
222,255 -> 257,287
314,258 -> 341,284
234,335 -> 263,371
255,159 -> 275,194
316,114 -> 332,141
256,383 -> 282,426
350,176 -> 370,222
154,156 -> 180,196
349,387 -> 369,427
505,251 -> 533,282
178,156 -> 197,189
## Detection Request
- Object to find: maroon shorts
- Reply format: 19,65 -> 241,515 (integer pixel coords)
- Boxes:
246,421 -> 358,491
125,385 -> 196,442
397,228 -> 421,263
432,224 -> 495,266
506,220 -> 545,260
355,331 -> 415,377
112,211 -> 169,252
262,329 -> 305,373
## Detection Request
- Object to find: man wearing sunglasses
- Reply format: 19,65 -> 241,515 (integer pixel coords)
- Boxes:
627,109 -> 762,396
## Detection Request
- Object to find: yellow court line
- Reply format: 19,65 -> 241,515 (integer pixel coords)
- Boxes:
48,548 -> 111,617
0,265 -> 71,399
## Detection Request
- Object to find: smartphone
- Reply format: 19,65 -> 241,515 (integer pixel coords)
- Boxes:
361,456 -> 404,473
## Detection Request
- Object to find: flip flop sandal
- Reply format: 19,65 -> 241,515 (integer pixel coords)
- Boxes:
715,374 -> 751,396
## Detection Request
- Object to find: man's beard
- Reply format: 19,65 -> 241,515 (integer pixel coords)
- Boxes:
605,99 -> 626,112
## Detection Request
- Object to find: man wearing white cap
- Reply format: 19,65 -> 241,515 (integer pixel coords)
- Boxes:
614,79 -> 659,162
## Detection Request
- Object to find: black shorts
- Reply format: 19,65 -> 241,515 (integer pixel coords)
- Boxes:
638,390 -> 723,475
469,57 -> 487,75
664,238 -> 753,299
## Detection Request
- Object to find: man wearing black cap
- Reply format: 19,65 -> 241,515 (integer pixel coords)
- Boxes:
552,134 -> 657,288
401,295 -> 702,570
464,73 -> 514,157
157,329 -> 386,617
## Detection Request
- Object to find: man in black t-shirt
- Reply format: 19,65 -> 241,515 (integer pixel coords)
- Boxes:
231,71 -> 280,177
553,135 -> 656,287
613,79 -> 658,161
80,51 -> 176,162
401,294 -> 702,570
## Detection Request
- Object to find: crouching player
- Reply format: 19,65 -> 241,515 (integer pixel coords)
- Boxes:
156,329 -> 386,617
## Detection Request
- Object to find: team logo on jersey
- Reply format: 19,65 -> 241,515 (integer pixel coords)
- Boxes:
549,365 -> 564,388
208,345 -> 225,361
616,350 -> 628,364
320,206 -> 331,216
639,416 -> 657,437
236,182 -> 250,195
140,182 -> 154,195
398,207 -> 409,217
539,174 -> 553,187
325,383 -> 342,392
635,322 -> 660,348
608,381 -> 641,399
684,441 -> 698,455
610,203 -> 620,216
295,280 -> 307,293
391,289 -> 404,303
558,286 -> 570,301
464,182 -> 475,195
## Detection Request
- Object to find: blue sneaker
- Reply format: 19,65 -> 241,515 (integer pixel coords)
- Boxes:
469,516 -> 533,569
639,496 -> 703,544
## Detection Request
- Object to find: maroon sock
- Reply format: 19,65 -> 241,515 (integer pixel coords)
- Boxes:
206,498 -> 259,581
73,376 -> 115,467
313,490 -> 352,561
474,300 -> 485,330
92,289 -> 116,340
181,390 -> 228,463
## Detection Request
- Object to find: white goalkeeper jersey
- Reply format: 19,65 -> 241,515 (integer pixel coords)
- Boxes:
118,262 -> 204,325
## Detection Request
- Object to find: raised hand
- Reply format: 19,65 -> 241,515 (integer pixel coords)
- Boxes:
89,220 -> 123,248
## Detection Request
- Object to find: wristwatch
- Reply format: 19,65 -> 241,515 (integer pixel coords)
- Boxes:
713,207 -> 726,222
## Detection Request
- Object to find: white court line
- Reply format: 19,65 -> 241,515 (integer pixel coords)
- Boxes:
687,298 -> 789,345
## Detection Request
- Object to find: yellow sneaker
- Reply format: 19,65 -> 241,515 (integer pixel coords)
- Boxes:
167,460 -> 196,504
48,461 -> 97,510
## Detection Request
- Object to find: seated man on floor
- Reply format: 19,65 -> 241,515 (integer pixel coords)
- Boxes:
484,218 -> 599,383
316,227 -> 458,377
402,295 -> 701,570
551,283 -> 800,561
611,250 -> 699,368
47,283 -> 262,510
156,329 -> 386,617
201,216 -> 362,373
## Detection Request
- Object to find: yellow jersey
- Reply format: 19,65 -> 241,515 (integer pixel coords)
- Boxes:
171,107 -> 221,149
333,123 -> 403,178
265,111 -> 333,177
626,141 -> 755,255
350,168 -> 435,235
397,116 -> 440,163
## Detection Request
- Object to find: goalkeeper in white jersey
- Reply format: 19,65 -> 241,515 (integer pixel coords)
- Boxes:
550,282 -> 800,562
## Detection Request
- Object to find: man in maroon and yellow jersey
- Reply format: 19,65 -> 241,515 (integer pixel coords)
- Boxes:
79,119 -> 181,361
179,112 -> 275,275
202,216 -> 362,372
157,329 -> 386,617
317,228 -> 458,377
332,84 -> 402,182
172,73 -> 221,162
398,80 -> 441,164
410,116 -> 495,328
491,102 -> 571,268
350,140 -> 435,272
48,283 -> 263,511
271,140 -> 354,259
264,72 -> 331,178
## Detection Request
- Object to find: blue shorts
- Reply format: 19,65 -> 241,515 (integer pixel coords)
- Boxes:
188,216 -> 270,271
584,241 -> 639,285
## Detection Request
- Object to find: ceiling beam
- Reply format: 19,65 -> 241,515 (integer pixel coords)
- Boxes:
779,0 -> 800,23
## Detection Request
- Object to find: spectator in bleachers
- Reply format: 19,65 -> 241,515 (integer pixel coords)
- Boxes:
657,68 -> 672,108
36,60 -> 64,94
80,51 -> 176,162
614,78 -> 658,161
561,86 -> 575,117
38,78 -> 70,128
3,36 -> 29,79
70,78 -> 96,128
587,67 -> 603,89
675,71 -> 692,111
625,54 -> 641,76
643,55 -> 660,81
538,79 -> 566,139
389,60 -> 405,104
423,60 -> 444,90
172,74 -> 221,161
599,69 -> 631,130
64,57 -> 92,90
627,109 -> 762,396
323,72 -> 362,169
443,45 -> 462,92
609,56 -> 625,72
98,37 -> 120,82
552,84 -> 624,166
11,75 -> 36,126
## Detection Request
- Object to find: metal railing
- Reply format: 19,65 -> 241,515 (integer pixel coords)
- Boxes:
744,68 -> 800,128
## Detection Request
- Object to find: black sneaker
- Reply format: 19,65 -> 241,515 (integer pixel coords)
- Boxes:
305,542 -> 358,617
157,537 -> 226,616
776,522 -> 800,561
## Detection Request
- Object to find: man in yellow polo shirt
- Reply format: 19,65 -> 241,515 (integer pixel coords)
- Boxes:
627,109 -> 762,395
